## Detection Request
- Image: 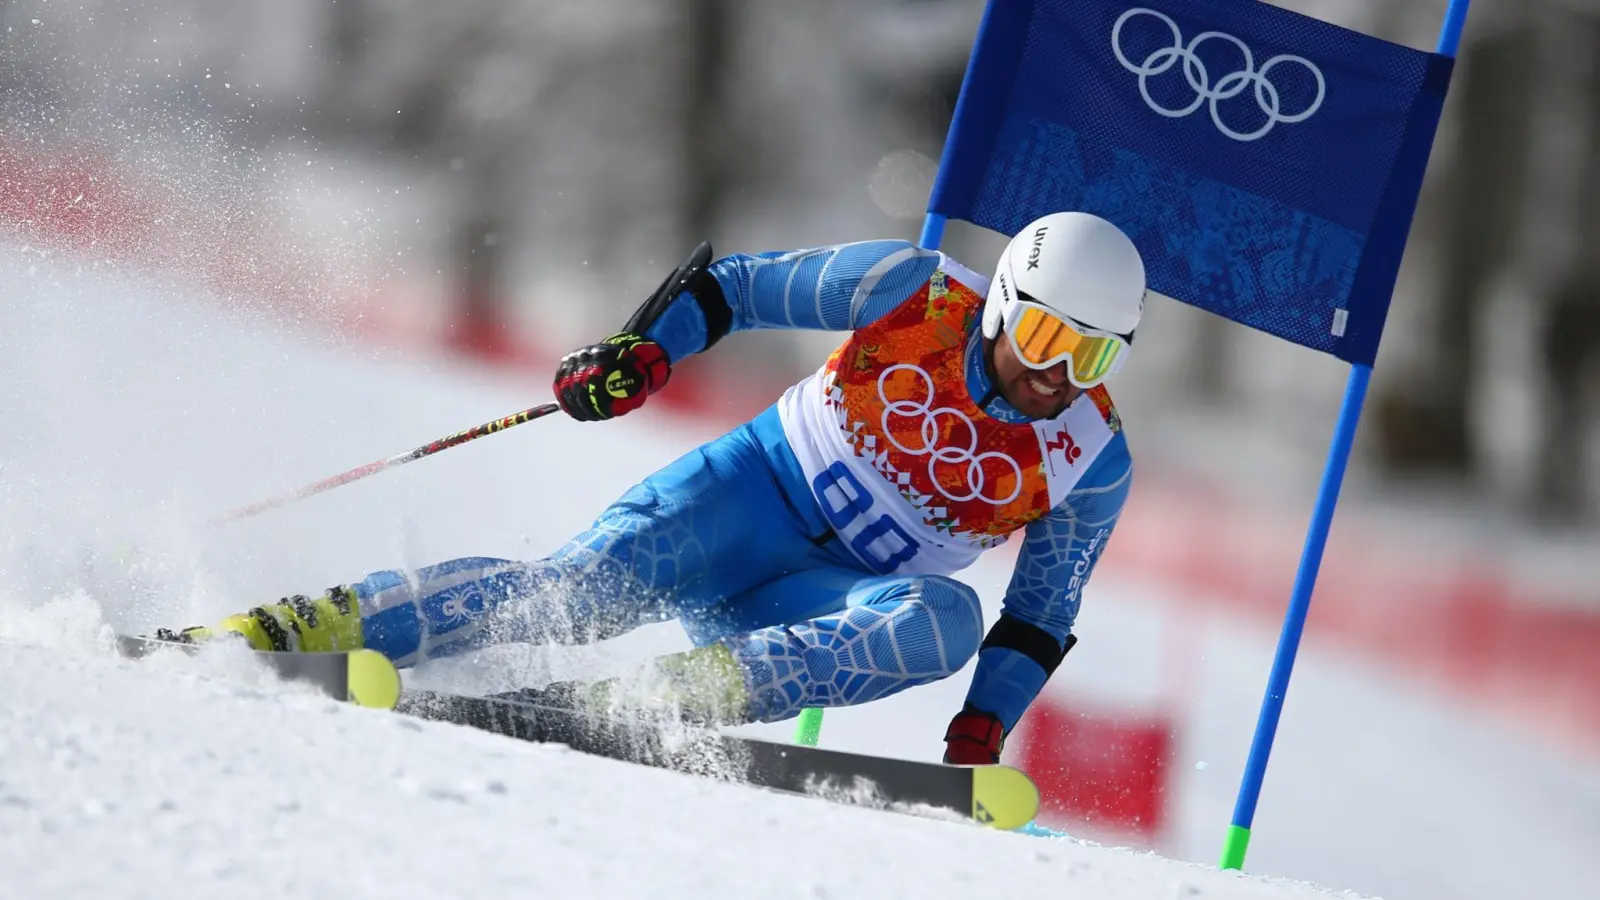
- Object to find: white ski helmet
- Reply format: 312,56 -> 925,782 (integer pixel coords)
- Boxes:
982,211 -> 1147,388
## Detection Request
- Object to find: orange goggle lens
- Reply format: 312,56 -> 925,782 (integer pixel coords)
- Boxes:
1008,304 -> 1128,386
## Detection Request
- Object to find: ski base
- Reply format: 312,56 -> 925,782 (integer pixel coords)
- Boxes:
114,635 -> 402,710
397,688 -> 1039,830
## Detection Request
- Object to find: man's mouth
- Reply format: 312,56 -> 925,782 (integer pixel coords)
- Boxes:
1024,374 -> 1064,399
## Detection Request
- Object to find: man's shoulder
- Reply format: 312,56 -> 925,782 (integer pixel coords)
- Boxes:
1072,393 -> 1132,489
1085,385 -> 1124,436
936,253 -> 991,295
1047,426 -> 1131,521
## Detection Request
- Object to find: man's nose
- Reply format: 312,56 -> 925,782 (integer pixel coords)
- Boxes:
1038,361 -> 1071,385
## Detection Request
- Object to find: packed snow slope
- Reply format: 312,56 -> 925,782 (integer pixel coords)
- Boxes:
0,639 -> 1363,900
3,245 -> 1597,898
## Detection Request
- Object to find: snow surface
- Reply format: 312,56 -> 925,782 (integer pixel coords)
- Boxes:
1,244 -> 1596,899
0,639 -> 1374,900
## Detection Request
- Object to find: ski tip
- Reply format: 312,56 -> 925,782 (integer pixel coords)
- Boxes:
971,765 -> 1040,831
346,649 -> 402,710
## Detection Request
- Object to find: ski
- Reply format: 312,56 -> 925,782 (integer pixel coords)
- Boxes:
114,635 -> 403,710
396,688 -> 1039,830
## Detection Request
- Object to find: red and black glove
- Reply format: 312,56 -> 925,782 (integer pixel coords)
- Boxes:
943,704 -> 1006,765
553,332 -> 671,422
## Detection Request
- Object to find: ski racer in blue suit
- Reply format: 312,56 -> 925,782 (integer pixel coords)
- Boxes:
166,211 -> 1144,765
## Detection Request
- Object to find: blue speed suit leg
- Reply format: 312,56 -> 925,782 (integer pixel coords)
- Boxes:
349,408 -> 984,721
680,569 -> 984,722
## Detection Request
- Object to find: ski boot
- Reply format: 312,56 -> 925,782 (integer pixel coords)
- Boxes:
502,642 -> 752,726
158,586 -> 364,653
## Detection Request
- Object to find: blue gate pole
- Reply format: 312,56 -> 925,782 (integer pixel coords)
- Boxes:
919,213 -> 949,251
1219,0 -> 1473,871
1219,363 -> 1371,869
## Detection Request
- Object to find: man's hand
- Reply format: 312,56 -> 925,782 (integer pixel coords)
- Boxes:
553,333 -> 671,422
943,704 -> 1006,765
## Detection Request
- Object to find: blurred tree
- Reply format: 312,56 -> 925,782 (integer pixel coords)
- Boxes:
312,0 -> 519,353
1534,11 -> 1600,520
307,0 -> 695,353
680,0 -> 735,243
1371,11 -> 1539,480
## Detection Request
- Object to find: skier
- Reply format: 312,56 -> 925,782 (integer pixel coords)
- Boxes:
159,211 -> 1141,765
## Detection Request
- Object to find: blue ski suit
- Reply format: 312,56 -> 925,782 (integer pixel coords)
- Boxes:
351,241 -> 1131,730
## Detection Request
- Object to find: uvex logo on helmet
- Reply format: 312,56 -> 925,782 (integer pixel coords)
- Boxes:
1026,225 -> 1048,270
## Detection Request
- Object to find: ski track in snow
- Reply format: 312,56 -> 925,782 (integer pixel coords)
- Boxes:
0,641 -> 1366,900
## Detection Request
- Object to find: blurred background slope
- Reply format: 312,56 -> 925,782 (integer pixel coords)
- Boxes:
1,0 -> 1597,879
5,0 -> 1596,520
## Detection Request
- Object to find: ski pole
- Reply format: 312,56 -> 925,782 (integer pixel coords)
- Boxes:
216,402 -> 563,524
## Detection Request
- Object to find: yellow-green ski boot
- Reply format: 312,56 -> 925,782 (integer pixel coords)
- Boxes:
529,643 -> 751,725
159,586 -> 364,653
647,642 -> 752,724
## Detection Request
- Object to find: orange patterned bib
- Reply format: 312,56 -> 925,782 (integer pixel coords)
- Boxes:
778,262 -> 1119,575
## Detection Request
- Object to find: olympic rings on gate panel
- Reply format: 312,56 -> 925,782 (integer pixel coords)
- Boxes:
1111,7 -> 1326,141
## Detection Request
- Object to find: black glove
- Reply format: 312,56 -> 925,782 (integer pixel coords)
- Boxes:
553,332 -> 671,422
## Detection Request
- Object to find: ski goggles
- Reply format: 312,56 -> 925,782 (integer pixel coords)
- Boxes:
1002,296 -> 1131,389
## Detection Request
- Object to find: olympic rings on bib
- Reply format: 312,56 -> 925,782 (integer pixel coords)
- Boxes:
877,364 -> 1024,506
1112,7 -> 1325,142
